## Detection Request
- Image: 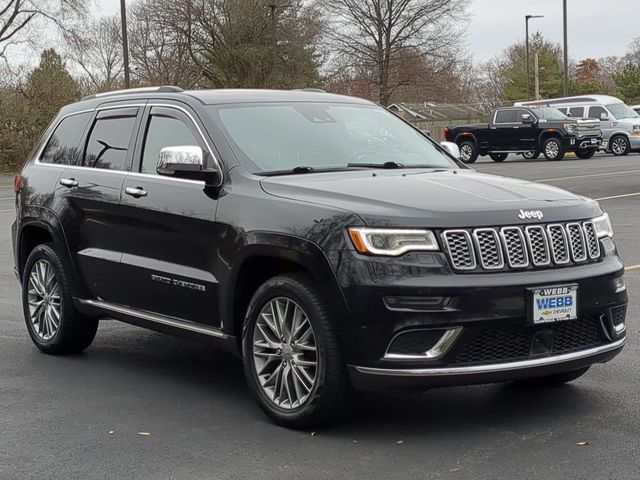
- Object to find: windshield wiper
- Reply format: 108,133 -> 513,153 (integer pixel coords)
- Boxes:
347,161 -> 405,169
259,166 -> 316,176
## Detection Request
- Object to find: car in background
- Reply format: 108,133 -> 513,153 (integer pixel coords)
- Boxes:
444,106 -> 601,163
632,105 -> 640,115
516,95 -> 640,156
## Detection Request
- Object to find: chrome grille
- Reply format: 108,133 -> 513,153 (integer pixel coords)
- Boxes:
473,229 -> 503,269
500,227 -> 528,268
442,230 -> 476,270
443,222 -> 601,272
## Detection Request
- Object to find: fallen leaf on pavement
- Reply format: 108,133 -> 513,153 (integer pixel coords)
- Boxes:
137,432 -> 151,436
576,441 -> 589,446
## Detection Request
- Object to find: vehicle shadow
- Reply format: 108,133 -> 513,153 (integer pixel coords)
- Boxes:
47,322 -> 616,438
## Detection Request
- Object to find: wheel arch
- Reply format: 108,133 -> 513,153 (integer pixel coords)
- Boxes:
454,132 -> 478,148
223,233 -> 348,342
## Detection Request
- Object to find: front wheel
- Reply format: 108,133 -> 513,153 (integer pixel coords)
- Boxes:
489,153 -> 508,162
543,137 -> 565,161
458,140 -> 478,164
521,150 -> 540,160
610,135 -> 630,156
22,243 -> 98,354
242,273 -> 353,428
575,148 -> 596,159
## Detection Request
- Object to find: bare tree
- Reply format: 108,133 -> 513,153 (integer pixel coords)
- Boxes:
0,0 -> 85,59
323,0 -> 470,106
64,16 -> 123,93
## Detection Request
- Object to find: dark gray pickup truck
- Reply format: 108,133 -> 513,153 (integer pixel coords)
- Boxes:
444,106 -> 602,163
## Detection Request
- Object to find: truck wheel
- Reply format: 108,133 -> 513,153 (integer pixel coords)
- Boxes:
522,151 -> 540,160
575,148 -> 596,159
22,243 -> 98,354
515,367 -> 590,387
242,273 -> 354,428
458,141 -> 478,163
542,137 -> 565,161
489,153 -> 508,162
610,135 -> 630,156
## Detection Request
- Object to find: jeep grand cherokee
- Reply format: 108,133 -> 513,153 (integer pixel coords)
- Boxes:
11,87 -> 627,428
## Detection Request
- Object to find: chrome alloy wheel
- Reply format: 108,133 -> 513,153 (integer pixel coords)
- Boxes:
252,297 -> 318,410
27,259 -> 61,341
545,140 -> 560,158
459,143 -> 473,162
611,136 -> 628,155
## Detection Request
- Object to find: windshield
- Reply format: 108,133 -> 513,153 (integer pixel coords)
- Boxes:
606,103 -> 640,120
530,107 -> 568,120
208,103 -> 456,173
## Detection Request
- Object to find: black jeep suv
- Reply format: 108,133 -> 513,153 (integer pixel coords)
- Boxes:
12,87 -> 627,428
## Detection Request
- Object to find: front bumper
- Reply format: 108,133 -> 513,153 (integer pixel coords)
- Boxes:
349,338 -> 624,390
329,248 -> 627,391
563,135 -> 601,151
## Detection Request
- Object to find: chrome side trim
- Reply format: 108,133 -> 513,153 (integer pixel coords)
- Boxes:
79,299 -> 225,338
353,338 -> 625,377
384,327 -> 462,361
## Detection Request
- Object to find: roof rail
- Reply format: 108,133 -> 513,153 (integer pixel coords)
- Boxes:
82,86 -> 184,101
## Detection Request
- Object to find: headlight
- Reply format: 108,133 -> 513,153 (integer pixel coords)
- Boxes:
564,123 -> 577,134
348,227 -> 439,256
592,213 -> 613,238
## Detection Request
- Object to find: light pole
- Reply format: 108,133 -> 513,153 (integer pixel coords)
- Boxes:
563,0 -> 569,96
120,0 -> 130,89
525,15 -> 544,101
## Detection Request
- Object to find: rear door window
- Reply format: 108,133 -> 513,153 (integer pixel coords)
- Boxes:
495,110 -> 517,123
40,112 -> 92,165
569,107 -> 585,118
84,108 -> 138,170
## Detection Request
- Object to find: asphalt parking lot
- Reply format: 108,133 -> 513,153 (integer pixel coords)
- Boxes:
1,152 -> 639,479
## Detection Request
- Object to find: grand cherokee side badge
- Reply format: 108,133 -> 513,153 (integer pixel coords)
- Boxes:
517,209 -> 544,220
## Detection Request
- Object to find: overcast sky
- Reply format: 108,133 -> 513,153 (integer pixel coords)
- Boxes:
95,0 -> 638,62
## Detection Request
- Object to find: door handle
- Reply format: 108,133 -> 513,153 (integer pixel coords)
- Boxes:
125,186 -> 148,198
59,178 -> 79,188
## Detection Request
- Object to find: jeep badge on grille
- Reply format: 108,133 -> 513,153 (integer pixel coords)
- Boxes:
517,209 -> 544,220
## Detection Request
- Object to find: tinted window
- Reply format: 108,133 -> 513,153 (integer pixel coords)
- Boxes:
84,114 -> 137,170
589,106 -> 607,119
495,110 -> 517,123
569,107 -> 584,118
40,113 -> 91,165
141,115 -> 200,174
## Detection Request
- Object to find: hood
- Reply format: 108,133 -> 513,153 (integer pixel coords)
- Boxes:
615,117 -> 640,127
260,169 -> 602,228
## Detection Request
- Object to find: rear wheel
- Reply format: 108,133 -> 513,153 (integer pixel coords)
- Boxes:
516,367 -> 590,387
458,140 -> 478,164
242,273 -> 353,428
610,135 -> 630,156
543,137 -> 565,161
22,243 -> 98,354
489,153 -> 508,162
575,148 -> 596,159
521,151 -> 540,160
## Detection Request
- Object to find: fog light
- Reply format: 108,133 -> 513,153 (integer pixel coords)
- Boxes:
614,276 -> 626,293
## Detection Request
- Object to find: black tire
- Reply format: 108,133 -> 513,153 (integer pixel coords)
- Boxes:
22,243 -> 98,354
242,273 -> 354,429
458,140 -> 479,164
575,148 -> 596,159
515,367 -> 590,387
489,153 -> 508,162
610,135 -> 630,156
521,151 -> 540,160
542,137 -> 565,161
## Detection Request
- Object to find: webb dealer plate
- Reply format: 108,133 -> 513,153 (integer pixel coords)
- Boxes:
529,284 -> 578,324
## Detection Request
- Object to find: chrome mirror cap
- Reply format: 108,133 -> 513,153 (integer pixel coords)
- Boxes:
157,145 -> 204,175
440,141 -> 461,160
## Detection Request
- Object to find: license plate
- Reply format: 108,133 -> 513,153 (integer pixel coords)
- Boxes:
530,285 -> 578,324
591,138 -> 597,144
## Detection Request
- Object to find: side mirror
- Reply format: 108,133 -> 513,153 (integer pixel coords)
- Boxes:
522,113 -> 534,124
440,141 -> 461,160
157,145 -> 220,185
600,112 -> 610,121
